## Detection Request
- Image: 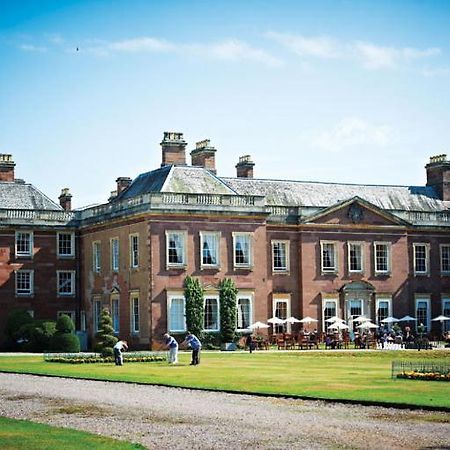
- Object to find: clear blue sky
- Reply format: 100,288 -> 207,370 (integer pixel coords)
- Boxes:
1,0 -> 449,207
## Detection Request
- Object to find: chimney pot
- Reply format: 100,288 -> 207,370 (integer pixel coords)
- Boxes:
190,139 -> 217,174
116,176 -> 132,194
425,153 -> 450,200
236,154 -> 255,178
0,154 -> 15,182
58,187 -> 72,211
161,131 -> 187,166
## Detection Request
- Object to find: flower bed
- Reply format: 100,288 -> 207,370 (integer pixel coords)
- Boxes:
397,371 -> 450,381
44,351 -> 166,364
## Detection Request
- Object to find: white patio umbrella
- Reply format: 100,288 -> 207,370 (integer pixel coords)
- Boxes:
285,316 -> 302,324
328,322 -> 349,330
248,321 -> 270,330
299,316 -> 318,324
432,315 -> 450,322
399,315 -> 417,322
325,316 -> 345,323
353,315 -> 370,323
358,321 -> 379,329
267,317 -> 285,325
381,316 -> 399,323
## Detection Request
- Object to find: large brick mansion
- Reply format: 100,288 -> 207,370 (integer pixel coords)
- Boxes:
1,133 -> 450,348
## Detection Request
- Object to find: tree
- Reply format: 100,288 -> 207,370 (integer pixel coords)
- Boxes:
4,310 -> 34,350
219,278 -> 238,343
95,308 -> 118,357
184,276 -> 204,339
51,314 -> 80,352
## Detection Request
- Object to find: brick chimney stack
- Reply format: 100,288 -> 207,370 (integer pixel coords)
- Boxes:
190,139 -> 217,174
116,177 -> 132,194
236,155 -> 255,179
425,154 -> 450,201
0,154 -> 15,182
59,188 -> 72,211
161,132 -> 187,167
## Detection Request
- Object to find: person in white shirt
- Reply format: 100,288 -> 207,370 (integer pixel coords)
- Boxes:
113,340 -> 128,366
163,333 -> 179,364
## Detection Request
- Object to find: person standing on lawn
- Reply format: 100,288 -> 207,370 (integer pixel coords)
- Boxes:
182,332 -> 202,365
163,333 -> 179,364
113,339 -> 128,366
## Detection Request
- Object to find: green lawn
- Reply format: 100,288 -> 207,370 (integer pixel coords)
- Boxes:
0,350 -> 449,409
0,416 -> 145,450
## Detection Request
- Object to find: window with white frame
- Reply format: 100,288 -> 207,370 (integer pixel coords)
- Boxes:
322,298 -> 337,331
57,271 -> 75,296
233,232 -> 252,268
166,231 -> 186,267
376,297 -> 392,327
413,243 -> 429,275
321,241 -> 337,273
204,296 -> 219,331
443,297 -> 450,332
273,297 -> 290,334
93,241 -> 101,273
15,231 -> 33,257
129,234 -> 139,268
348,242 -> 363,273
111,238 -> 119,271
131,294 -> 140,334
57,232 -> 75,257
374,242 -> 390,274
168,295 -> 186,332
16,270 -> 33,295
440,245 -> 450,275
237,296 -> 252,330
200,232 -> 220,268
415,297 -> 430,332
93,299 -> 102,333
272,240 -> 289,273
111,297 -> 120,334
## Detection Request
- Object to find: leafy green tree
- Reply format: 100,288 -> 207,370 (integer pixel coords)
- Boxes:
184,276 -> 204,339
219,278 -> 238,343
21,320 -> 56,352
51,314 -> 80,352
95,308 -> 118,357
4,310 -> 34,350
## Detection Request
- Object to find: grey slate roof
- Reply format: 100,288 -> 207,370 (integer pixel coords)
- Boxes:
221,177 -> 449,212
0,182 -> 62,211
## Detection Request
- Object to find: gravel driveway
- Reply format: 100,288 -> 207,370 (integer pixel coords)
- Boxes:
0,373 -> 449,449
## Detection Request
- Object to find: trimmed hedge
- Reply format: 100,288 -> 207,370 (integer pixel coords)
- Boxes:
45,353 -> 166,364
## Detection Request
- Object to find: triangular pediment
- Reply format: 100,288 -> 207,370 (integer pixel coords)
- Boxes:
302,197 -> 409,226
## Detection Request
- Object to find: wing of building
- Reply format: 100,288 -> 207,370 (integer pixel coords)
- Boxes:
1,136 -> 449,349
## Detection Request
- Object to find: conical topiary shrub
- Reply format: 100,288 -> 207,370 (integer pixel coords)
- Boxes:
95,308 -> 118,357
51,314 -> 80,352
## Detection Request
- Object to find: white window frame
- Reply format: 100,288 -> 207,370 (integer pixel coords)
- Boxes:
93,241 -> 101,273
200,231 -> 220,269
111,237 -> 119,272
347,241 -> 363,273
15,231 -> 33,258
57,270 -> 75,296
203,295 -> 220,332
322,298 -> 338,332
413,243 -> 430,276
442,297 -> 450,332
272,240 -> 290,273
93,298 -> 102,333
236,295 -> 253,332
130,293 -> 140,334
111,295 -> 120,334
376,296 -> 392,327
167,293 -> 186,332
415,296 -> 431,333
232,232 -> 253,269
166,230 -> 187,268
57,232 -> 75,258
320,241 -> 337,274
15,269 -> 34,296
129,234 -> 139,269
440,244 -> 450,276
272,295 -> 291,333
374,241 -> 391,275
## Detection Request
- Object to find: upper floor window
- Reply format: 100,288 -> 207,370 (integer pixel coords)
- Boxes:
15,231 -> 33,257
413,243 -> 429,275
374,242 -> 390,274
16,270 -> 33,295
57,232 -> 75,257
93,241 -> 101,273
200,232 -> 220,268
111,238 -> 119,272
57,270 -> 75,296
168,295 -> 186,332
233,232 -> 252,269
166,231 -> 186,268
348,242 -> 363,273
237,296 -> 252,331
440,244 -> 450,275
129,234 -> 139,268
204,296 -> 219,331
272,240 -> 289,273
321,241 -> 337,273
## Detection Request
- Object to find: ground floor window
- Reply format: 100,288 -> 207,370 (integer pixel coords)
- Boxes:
442,298 -> 450,332
204,296 -> 219,331
131,295 -> 140,334
322,299 -> 337,332
168,295 -> 186,332
111,297 -> 120,334
415,297 -> 430,332
57,311 -> 75,323
376,297 -> 391,327
273,297 -> 290,334
93,299 -> 102,333
237,296 -> 252,330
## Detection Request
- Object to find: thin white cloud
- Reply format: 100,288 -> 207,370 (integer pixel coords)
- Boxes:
18,44 -> 47,53
312,118 -> 391,152
266,32 -> 441,70
108,37 -> 175,53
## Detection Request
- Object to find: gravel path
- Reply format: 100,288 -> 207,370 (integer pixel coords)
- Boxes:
0,373 -> 449,449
